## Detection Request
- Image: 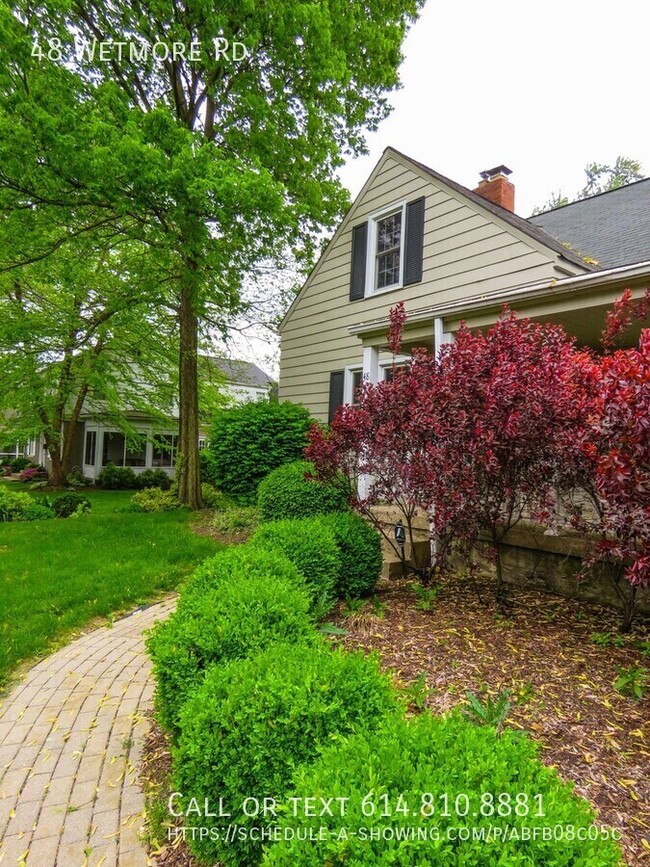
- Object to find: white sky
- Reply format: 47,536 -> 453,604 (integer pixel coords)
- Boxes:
230,0 -> 650,373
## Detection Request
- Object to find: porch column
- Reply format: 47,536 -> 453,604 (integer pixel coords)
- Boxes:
433,317 -> 455,359
358,345 -> 380,499
362,345 -> 380,384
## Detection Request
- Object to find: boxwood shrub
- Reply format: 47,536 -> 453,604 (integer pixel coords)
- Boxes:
97,462 -> 137,489
147,571 -> 315,739
258,460 -> 349,522
249,518 -> 340,607
208,401 -> 314,503
173,642 -> 399,867
52,492 -> 91,518
181,544 -> 307,603
263,712 -> 622,866
318,511 -> 383,598
134,468 -> 172,490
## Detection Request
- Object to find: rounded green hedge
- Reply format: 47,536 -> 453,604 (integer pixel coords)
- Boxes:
318,511 -> 383,598
147,570 -> 315,739
257,460 -> 349,522
174,642 -> 399,867
249,518 -> 341,607
208,401 -> 314,503
263,712 -> 622,866
181,544 -> 306,602
52,492 -> 91,518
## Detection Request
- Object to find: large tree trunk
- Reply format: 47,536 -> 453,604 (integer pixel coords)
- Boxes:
47,438 -> 65,487
177,278 -> 202,509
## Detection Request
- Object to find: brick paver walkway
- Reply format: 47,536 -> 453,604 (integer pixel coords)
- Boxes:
0,599 -> 176,866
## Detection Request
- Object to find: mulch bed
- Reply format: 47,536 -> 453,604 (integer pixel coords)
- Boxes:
141,577 -> 649,866
331,577 -> 650,866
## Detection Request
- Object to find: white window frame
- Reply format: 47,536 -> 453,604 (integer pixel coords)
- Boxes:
365,200 -> 407,297
343,365 -> 363,405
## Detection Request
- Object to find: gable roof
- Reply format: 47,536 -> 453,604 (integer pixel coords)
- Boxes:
528,178 -> 650,269
391,148 -> 596,272
202,356 -> 274,389
280,148 -> 596,331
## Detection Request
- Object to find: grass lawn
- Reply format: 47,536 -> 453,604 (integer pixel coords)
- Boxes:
0,481 -> 220,688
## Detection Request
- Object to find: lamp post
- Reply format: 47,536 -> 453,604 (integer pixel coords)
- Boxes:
394,519 -> 406,576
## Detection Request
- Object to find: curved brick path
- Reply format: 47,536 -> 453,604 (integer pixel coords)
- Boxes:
0,599 -> 175,866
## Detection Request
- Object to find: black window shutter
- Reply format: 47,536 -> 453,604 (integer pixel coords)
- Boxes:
403,196 -> 425,286
328,371 -> 345,423
349,222 -> 368,300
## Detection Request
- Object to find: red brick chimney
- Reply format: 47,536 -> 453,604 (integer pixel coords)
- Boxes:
473,165 -> 515,212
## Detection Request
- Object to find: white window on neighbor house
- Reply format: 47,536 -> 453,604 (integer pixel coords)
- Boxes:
367,202 -> 406,295
198,438 -> 208,451
125,435 -> 147,468
84,430 -> 97,466
152,434 -> 177,468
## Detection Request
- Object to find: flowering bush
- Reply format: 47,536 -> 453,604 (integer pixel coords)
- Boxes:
19,465 -> 48,484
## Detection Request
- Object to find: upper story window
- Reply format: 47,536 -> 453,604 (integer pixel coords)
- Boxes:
375,210 -> 403,290
349,196 -> 425,302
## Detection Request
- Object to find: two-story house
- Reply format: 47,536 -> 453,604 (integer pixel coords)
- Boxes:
279,147 -> 650,419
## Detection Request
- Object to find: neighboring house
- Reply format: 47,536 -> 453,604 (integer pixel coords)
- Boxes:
278,147 -> 650,421
14,357 -> 274,479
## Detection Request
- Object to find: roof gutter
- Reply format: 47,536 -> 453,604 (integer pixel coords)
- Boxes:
348,260 -> 650,337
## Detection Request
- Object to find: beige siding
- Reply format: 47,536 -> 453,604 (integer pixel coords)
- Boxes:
279,152 -> 583,421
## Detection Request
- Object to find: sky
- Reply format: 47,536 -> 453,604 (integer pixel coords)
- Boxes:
229,0 -> 650,373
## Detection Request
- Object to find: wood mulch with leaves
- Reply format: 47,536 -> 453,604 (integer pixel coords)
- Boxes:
331,577 -> 650,866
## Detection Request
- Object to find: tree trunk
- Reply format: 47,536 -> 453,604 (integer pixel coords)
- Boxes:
177,278 -> 202,509
47,439 -> 65,487
620,585 -> 637,634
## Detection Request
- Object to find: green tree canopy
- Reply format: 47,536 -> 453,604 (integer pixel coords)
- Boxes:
532,156 -> 644,215
0,0 -> 422,505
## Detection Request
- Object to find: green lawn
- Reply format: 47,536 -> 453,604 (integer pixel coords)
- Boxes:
0,483 -> 220,688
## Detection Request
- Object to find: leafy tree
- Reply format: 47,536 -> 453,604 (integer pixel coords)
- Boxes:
0,0 -> 422,506
580,157 -> 644,198
567,288 -> 650,631
532,156 -> 644,214
0,241 -> 177,486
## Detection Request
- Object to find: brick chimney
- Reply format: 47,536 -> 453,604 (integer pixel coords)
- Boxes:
473,165 -> 515,212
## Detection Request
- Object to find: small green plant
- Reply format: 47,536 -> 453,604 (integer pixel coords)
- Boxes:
613,665 -> 648,700
638,640 -> 650,658
343,595 -> 366,615
200,482 -> 229,510
211,506 -> 259,534
371,595 -> 386,619
462,688 -> 511,735
591,631 -> 625,648
130,488 -> 181,513
52,492 -> 91,518
413,582 -> 438,612
513,680 -> 536,705
402,672 -> 430,711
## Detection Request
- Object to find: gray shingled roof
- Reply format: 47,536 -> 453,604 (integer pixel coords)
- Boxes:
203,356 -> 274,388
528,179 -> 650,269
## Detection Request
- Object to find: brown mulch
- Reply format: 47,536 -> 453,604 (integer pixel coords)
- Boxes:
331,577 -> 650,866
140,578 -> 650,866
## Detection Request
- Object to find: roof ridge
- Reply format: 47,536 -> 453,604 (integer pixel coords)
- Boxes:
386,147 -> 596,272
528,176 -> 650,218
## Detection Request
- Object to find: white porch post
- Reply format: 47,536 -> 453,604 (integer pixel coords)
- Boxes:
358,345 -> 380,499
434,317 -> 455,359
362,345 -> 380,385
